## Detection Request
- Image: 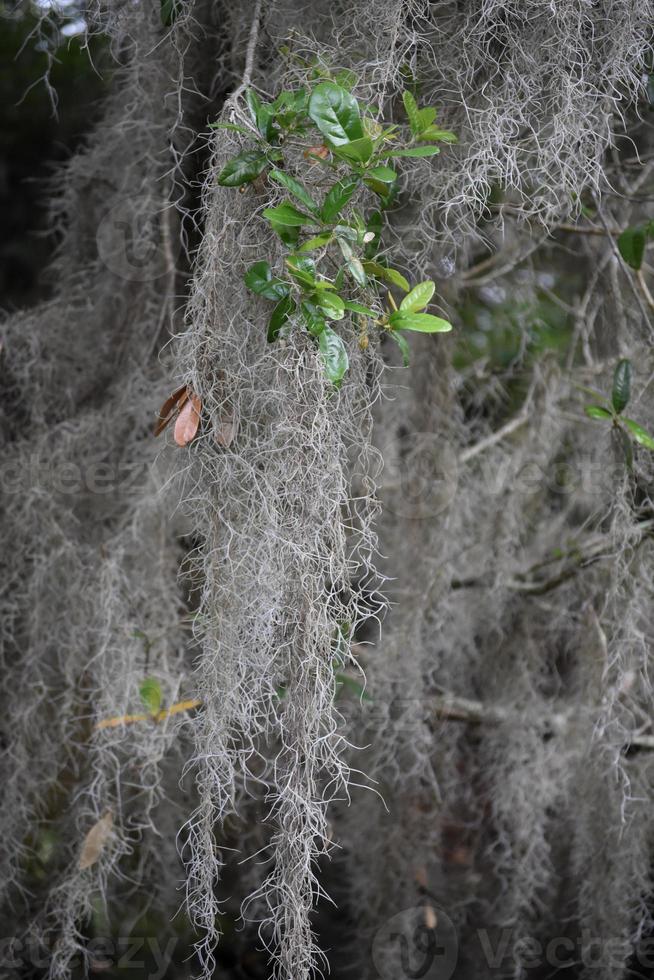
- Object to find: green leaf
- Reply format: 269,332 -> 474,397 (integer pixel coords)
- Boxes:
139,678 -> 162,715
612,358 -> 632,413
269,170 -> 319,215
344,300 -> 378,316
314,291 -> 345,320
384,146 -> 441,159
402,90 -> 420,136
301,301 -> 327,337
245,89 -> 275,142
268,220 -> 299,246
400,280 -> 435,313
298,232 -> 333,251
622,418 -> 654,450
348,257 -> 367,286
584,405 -> 612,420
319,326 -> 349,385
263,201 -> 318,227
161,0 -> 183,25
420,126 -> 457,143
363,166 -> 398,205
389,330 -> 411,366
389,311 -> 453,333
217,150 -> 269,187
332,137 -> 374,163
308,81 -> 364,146
618,225 -> 647,270
244,261 -> 290,300
321,177 -> 359,223
618,427 -> 634,470
268,296 -> 295,342
362,260 -> 410,292
285,254 -> 317,288
415,106 -> 437,131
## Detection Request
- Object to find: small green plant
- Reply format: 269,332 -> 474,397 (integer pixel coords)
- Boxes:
213,75 -> 456,384
584,358 -> 654,465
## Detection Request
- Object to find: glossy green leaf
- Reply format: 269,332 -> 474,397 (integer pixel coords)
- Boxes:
268,296 -> 295,342
332,137 -> 374,163
402,90 -> 420,136
319,326 -> 349,385
362,260 -> 410,292
389,330 -> 411,366
384,146 -> 441,159
612,358 -> 632,413
400,280 -> 435,313
348,258 -> 366,286
217,150 -> 269,187
622,418 -> 654,450
268,219 -> 300,246
245,89 -> 275,142
344,300 -> 378,316
584,405 -> 612,420
244,261 -> 290,300
618,225 -> 647,270
285,254 -> 317,288
269,169 -> 319,215
298,232 -> 333,251
263,201 -> 318,227
308,81 -> 364,146
314,290 -> 345,320
301,301 -> 327,337
321,177 -> 359,223
139,677 -> 162,715
363,166 -> 398,204
389,311 -> 453,333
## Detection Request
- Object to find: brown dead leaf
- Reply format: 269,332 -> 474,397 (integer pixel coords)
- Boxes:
214,415 -> 236,448
304,144 -> 329,163
79,811 -> 113,870
174,390 -> 202,447
154,385 -> 188,436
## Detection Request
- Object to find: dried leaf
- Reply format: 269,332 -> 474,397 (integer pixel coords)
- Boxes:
79,811 -> 113,870
304,143 -> 330,163
214,415 -> 236,448
424,906 -> 438,930
154,385 -> 188,436
173,391 -> 202,447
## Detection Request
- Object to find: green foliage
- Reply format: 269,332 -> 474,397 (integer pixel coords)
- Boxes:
215,74 -> 456,381
617,221 -> 654,270
139,678 -> 163,715
583,358 -> 654,464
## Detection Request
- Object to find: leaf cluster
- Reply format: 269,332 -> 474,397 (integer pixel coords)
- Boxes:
214,75 -> 456,382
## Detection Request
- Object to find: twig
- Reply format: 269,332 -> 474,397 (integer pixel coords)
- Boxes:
458,408 -> 530,464
226,0 -> 263,111
433,694 -> 654,752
